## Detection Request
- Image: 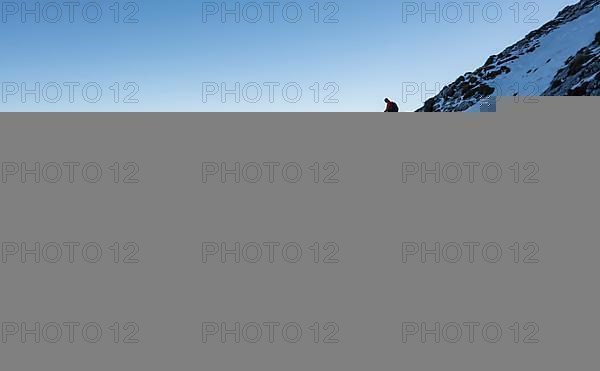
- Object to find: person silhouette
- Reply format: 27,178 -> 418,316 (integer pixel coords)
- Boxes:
384,98 -> 399,112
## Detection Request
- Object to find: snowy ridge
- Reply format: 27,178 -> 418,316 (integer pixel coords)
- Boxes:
416,0 -> 600,112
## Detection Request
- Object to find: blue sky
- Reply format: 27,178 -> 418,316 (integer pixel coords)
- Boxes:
1,0 -> 580,111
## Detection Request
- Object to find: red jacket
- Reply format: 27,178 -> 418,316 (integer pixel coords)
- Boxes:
385,101 -> 399,112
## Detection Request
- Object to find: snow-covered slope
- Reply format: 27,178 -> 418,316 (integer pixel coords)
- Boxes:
416,0 -> 600,112
543,36 -> 600,95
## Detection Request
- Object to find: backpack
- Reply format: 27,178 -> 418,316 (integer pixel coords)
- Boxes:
390,102 -> 399,112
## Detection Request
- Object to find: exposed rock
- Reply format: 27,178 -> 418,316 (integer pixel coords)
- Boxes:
416,0 -> 600,112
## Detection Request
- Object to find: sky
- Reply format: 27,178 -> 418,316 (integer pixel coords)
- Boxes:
0,0 -> 581,111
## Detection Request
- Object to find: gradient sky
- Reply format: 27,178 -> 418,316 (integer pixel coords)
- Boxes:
1,0 -> 581,111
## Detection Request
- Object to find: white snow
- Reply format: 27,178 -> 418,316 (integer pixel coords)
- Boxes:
465,4 -> 600,112
584,71 -> 599,82
572,71 -> 599,89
